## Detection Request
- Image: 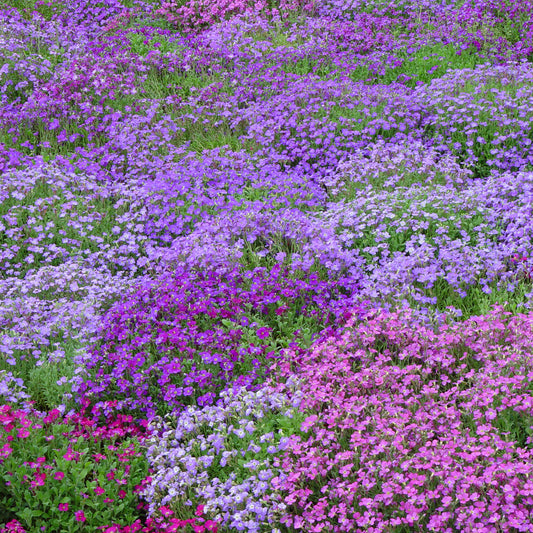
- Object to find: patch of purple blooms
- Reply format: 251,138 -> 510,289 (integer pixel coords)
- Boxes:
143,382 -> 305,532
78,265 -> 351,419
3,0 -> 533,530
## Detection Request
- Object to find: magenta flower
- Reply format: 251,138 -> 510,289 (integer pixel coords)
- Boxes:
63,448 -> 77,461
31,473 -> 46,488
0,444 -> 13,458
43,409 -> 61,424
74,510 -> 86,522
1,520 -> 25,533
53,472 -> 65,481
58,503 -> 68,512
160,506 -> 173,517
256,327 -> 271,339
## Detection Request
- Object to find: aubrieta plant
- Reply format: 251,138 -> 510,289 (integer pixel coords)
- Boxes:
79,265 -> 350,419
3,0 -> 533,530
270,306 -> 533,531
0,404 -> 148,531
143,382 -> 306,532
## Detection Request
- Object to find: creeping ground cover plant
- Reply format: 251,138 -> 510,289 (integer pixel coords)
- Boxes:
2,0 -> 533,531
270,306 -> 533,531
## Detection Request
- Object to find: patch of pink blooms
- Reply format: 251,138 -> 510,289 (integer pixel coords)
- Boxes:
156,0 -> 315,30
270,306 -> 533,532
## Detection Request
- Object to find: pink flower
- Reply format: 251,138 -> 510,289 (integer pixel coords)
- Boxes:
94,486 -> 105,495
43,409 -> 61,424
301,414 -> 318,432
0,443 -> 12,458
31,472 -> 46,488
1,519 -> 25,532
58,503 -> 68,512
16,429 -> 30,439
75,510 -> 86,522
63,448 -> 77,461
54,471 -> 65,481
205,521 -> 218,532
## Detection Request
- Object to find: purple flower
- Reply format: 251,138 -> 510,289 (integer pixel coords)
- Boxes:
256,327 -> 271,339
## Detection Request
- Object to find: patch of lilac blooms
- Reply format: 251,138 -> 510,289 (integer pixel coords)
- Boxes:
143,382 -> 304,531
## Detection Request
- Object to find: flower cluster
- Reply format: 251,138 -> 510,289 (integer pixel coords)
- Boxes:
79,265 -> 350,419
271,306 -> 533,531
156,0 -> 315,30
143,383 -> 304,532
320,167 -> 533,315
414,61 -> 533,175
0,404 -> 148,531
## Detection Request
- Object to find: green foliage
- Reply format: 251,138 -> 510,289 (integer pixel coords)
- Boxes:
2,0 -> 65,20
494,406 -> 533,448
0,407 -> 148,532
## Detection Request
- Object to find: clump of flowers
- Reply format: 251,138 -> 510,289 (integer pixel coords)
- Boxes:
324,138 -> 474,197
155,0 -> 315,31
97,505 -> 218,533
0,404 -> 148,532
270,306 -> 533,531
143,380 -> 305,532
320,169 -> 533,316
0,372 -> 30,407
158,205 -> 362,286
78,265 -> 350,419
414,60 -> 533,176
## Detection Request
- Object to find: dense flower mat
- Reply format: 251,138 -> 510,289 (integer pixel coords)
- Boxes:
1,0 -> 533,531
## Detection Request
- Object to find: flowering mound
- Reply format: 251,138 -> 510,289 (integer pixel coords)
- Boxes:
79,265 -> 350,419
271,306 -> 533,531
156,0 -> 315,31
158,205 -> 362,287
230,77 -> 419,178
414,61 -> 533,176
143,383 -> 305,531
321,169 -> 533,314
325,139 -> 474,195
0,405 -> 147,531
